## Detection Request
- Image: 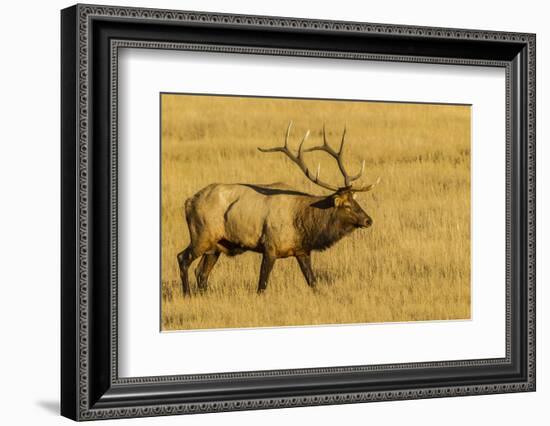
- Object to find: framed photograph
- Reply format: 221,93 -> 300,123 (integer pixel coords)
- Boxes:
61,4 -> 536,421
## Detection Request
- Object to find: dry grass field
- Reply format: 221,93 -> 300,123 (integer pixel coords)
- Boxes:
161,94 -> 471,331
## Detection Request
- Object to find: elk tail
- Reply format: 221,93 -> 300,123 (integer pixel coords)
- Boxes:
184,198 -> 193,223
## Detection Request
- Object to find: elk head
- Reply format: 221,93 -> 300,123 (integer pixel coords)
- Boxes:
258,121 -> 380,229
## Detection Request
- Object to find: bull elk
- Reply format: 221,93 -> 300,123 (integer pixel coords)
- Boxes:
177,122 -> 380,296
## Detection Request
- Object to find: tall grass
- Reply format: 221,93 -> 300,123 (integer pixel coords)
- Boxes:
161,94 -> 471,330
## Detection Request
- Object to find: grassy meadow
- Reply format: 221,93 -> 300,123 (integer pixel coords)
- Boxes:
161,94 -> 471,331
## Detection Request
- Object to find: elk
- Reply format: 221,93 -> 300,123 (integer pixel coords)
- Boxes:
177,122 -> 379,296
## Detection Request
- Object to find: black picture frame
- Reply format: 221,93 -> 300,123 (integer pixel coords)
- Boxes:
61,3 -> 536,421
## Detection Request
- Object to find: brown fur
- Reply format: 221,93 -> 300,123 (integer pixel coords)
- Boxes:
177,183 -> 373,295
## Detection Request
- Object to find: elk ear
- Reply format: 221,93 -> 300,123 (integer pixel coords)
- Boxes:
333,193 -> 346,207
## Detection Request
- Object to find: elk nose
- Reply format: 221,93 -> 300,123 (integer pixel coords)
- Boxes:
364,217 -> 373,227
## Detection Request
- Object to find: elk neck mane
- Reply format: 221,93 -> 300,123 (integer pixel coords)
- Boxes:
295,195 -> 356,252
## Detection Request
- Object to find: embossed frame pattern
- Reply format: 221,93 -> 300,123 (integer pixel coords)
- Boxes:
61,3 -> 536,421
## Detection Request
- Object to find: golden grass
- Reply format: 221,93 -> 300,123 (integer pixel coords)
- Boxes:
161,94 -> 471,331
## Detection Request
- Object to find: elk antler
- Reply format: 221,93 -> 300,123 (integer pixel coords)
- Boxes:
258,122 -> 380,193
258,121 -> 339,192
350,176 -> 381,192
302,124 -> 364,188
304,124 -> 379,192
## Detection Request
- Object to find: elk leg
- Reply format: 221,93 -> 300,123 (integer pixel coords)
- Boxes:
296,254 -> 317,288
195,252 -> 220,292
257,253 -> 276,294
177,246 -> 200,297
